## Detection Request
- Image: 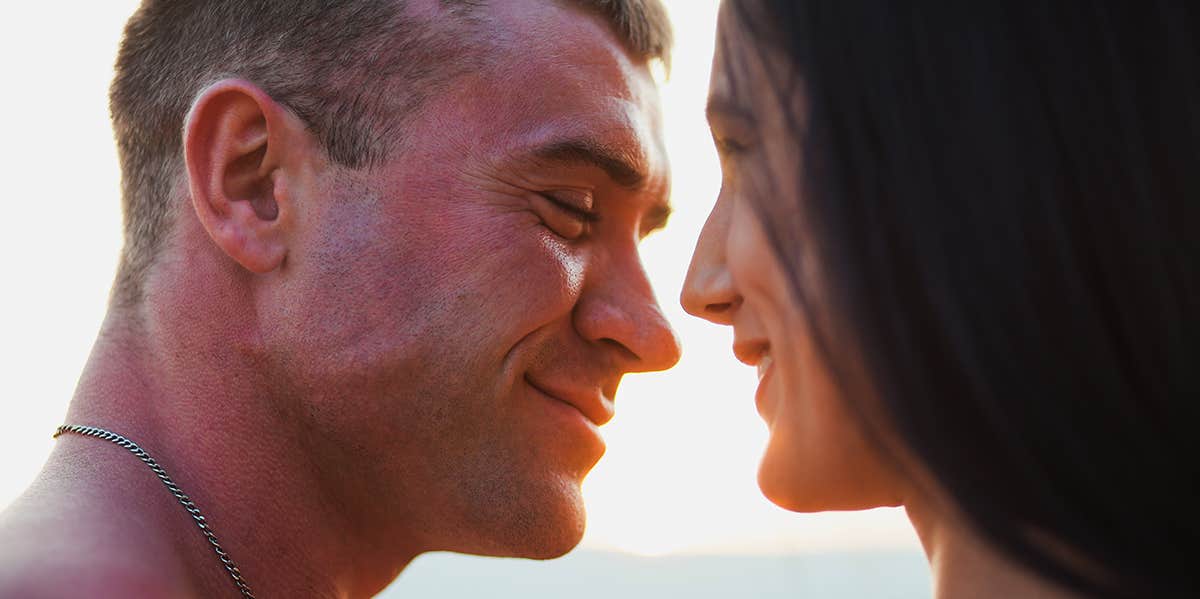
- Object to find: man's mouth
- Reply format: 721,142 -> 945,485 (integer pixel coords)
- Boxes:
524,374 -> 614,427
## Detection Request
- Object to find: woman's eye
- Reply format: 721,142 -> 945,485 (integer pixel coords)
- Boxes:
532,193 -> 596,241
714,135 -> 749,157
710,135 -> 748,160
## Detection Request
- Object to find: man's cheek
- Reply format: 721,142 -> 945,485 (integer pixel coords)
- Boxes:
487,233 -> 586,318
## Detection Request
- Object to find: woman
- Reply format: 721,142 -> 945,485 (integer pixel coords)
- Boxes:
682,1 -> 1199,597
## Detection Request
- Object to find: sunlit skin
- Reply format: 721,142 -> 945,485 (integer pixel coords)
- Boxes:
681,3 -> 1080,598
682,4 -> 902,514
0,2 -> 679,597
268,1 -> 681,562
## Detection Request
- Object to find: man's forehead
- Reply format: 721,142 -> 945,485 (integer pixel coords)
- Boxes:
478,0 -> 658,95
472,2 -> 669,189
413,0 -> 670,196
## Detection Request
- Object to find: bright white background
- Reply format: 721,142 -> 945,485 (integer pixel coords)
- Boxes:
0,0 -> 922,574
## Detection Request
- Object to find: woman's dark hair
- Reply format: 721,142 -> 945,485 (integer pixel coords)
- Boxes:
725,1 -> 1199,596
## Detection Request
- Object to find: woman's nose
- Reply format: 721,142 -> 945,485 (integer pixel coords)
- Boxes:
681,193 -> 741,325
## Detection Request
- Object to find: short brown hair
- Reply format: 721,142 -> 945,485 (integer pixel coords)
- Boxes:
109,0 -> 672,305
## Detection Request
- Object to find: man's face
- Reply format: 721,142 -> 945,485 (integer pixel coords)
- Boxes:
270,1 -> 680,558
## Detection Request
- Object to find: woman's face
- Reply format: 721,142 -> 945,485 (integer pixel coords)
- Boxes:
681,3 -> 902,512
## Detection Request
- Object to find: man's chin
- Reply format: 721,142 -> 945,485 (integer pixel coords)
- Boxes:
494,501 -> 587,560
499,531 -> 584,561
445,477 -> 589,559
453,522 -> 586,561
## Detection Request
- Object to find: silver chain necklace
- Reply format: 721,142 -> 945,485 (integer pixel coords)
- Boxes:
54,424 -> 257,599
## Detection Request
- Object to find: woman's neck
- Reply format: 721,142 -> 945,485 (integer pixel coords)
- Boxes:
905,499 -> 1080,599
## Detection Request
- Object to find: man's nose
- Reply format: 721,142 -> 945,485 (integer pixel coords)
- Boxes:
681,193 -> 740,326
574,256 -> 682,374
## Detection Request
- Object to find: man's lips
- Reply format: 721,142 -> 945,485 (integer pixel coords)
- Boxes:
524,374 -> 615,426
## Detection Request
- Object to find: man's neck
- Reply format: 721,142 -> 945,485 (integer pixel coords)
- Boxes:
46,309 -> 418,598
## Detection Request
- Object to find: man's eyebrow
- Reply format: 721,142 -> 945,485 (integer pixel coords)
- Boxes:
532,138 -> 647,189
640,200 -> 673,238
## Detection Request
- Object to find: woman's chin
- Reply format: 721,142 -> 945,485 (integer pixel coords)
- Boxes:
757,444 -> 902,513
756,448 -> 823,512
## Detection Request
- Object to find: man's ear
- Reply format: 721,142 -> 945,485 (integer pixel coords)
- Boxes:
184,79 -> 309,274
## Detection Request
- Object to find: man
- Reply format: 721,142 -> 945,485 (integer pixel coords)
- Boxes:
0,0 -> 679,596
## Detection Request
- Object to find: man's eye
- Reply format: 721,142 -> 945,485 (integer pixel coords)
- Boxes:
532,193 -> 596,241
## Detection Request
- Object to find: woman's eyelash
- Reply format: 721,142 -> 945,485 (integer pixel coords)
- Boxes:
715,136 -> 748,155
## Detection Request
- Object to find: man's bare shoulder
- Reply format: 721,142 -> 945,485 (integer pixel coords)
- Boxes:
0,487 -> 195,598
0,560 -> 185,599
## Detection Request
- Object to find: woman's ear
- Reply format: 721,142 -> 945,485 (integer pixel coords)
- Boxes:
183,79 -> 308,274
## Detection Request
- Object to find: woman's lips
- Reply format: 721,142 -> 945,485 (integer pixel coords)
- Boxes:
756,353 -> 774,381
732,338 -> 774,420
755,353 -> 775,421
